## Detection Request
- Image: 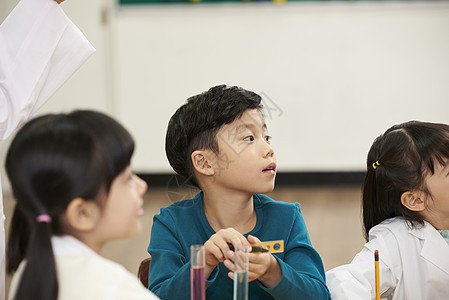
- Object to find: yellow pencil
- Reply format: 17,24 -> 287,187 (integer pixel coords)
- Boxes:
375,250 -> 380,300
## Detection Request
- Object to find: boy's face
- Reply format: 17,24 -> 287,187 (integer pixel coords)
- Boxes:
210,108 -> 276,194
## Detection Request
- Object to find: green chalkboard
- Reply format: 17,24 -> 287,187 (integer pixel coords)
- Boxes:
119,0 -> 370,5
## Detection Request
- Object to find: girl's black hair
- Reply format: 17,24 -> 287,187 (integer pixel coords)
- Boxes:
5,110 -> 134,300
362,120 -> 449,240
165,84 -> 263,187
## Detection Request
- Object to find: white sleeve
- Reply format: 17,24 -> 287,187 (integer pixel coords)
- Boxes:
0,0 -> 95,140
112,275 -> 161,300
100,264 -> 160,300
326,237 -> 399,300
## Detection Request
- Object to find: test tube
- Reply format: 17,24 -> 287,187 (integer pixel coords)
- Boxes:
233,246 -> 250,300
190,244 -> 205,300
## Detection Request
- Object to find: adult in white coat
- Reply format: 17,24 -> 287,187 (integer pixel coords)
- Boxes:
326,121 -> 449,300
0,0 -> 95,298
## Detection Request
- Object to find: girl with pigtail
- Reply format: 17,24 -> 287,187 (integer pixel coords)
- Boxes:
326,121 -> 449,300
6,111 -> 159,300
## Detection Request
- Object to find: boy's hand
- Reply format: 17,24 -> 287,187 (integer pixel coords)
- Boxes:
204,228 -> 250,277
224,235 -> 282,288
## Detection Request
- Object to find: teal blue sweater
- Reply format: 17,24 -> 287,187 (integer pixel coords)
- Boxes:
147,192 -> 330,299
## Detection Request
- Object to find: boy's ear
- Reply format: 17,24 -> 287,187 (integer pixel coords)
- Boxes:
191,150 -> 215,176
401,191 -> 426,212
64,198 -> 101,232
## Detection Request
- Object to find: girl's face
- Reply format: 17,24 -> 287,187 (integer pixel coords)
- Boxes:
422,160 -> 449,230
94,165 -> 148,243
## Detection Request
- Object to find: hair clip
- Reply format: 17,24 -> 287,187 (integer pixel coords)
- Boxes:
372,161 -> 380,170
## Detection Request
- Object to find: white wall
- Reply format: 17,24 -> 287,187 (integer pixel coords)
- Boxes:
112,1 -> 449,173
2,0 -> 449,182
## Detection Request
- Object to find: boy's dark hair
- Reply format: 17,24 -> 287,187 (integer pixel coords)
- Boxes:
165,84 -> 263,187
362,120 -> 449,240
6,110 -> 134,300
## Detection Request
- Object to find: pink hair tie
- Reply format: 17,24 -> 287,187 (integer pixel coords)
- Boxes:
36,214 -> 52,223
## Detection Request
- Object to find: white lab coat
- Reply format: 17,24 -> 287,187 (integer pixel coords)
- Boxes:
326,217 -> 449,300
8,236 -> 160,300
0,0 -> 95,298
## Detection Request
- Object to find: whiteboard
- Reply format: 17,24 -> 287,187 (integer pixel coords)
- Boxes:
111,1 -> 449,173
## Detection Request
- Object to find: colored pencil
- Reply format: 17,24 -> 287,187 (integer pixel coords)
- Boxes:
375,250 -> 380,300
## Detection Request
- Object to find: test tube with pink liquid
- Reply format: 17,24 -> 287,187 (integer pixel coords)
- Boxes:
190,244 -> 205,300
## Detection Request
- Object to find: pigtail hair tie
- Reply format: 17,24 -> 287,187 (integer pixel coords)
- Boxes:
372,160 -> 380,170
36,214 -> 52,223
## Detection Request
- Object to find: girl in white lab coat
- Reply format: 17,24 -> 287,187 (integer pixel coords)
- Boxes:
6,111 -> 159,300
326,121 -> 449,300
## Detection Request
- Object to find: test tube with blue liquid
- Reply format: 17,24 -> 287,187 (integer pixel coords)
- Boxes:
233,246 -> 250,300
190,244 -> 205,300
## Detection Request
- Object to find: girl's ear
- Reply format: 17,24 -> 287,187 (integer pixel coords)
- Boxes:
64,198 -> 101,232
191,150 -> 215,176
401,191 -> 426,211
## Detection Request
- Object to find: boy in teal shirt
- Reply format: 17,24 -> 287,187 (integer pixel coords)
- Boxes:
148,85 -> 330,299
